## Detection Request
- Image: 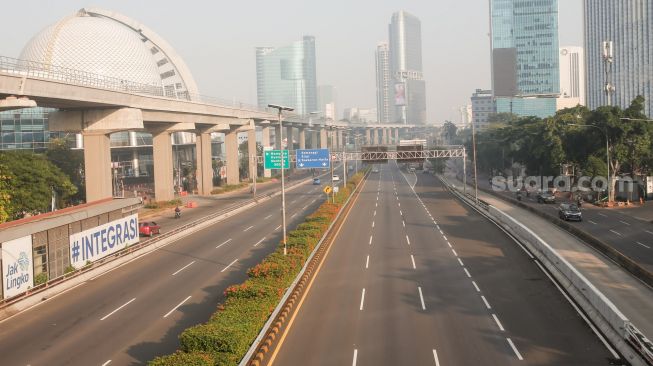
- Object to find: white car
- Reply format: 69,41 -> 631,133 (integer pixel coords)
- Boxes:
332,175 -> 340,182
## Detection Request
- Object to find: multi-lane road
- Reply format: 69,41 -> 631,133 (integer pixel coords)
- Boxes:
0,174 -> 329,365
269,163 -> 618,365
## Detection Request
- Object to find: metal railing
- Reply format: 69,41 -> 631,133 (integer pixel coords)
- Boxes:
0,56 -> 269,114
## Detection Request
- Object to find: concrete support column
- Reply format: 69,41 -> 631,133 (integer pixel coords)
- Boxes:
365,129 -> 371,145
331,130 -> 337,150
247,128 -> 257,182
298,127 -> 306,149
83,133 -> 113,202
152,132 -> 175,202
311,130 -> 319,149
394,128 -> 399,144
337,130 -> 343,150
374,129 -> 380,145
132,150 -> 140,178
225,129 -> 239,185
262,125 -> 271,177
320,128 -> 328,149
195,132 -> 213,195
275,125 -> 282,150
382,128 -> 388,145
286,126 -> 294,150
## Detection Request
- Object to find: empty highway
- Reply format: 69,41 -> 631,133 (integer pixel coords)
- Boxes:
0,176 -> 330,366
269,163 -> 618,366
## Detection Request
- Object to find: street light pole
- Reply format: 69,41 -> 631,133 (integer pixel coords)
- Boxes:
268,104 -> 294,256
343,130 -> 347,185
471,120 -> 479,203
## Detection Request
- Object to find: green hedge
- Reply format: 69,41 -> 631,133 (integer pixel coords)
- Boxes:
149,169 -> 368,366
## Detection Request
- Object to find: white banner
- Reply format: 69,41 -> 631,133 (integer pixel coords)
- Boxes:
69,214 -> 139,269
2,235 -> 34,299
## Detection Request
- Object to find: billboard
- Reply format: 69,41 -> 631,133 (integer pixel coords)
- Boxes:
394,83 -> 406,106
2,235 -> 34,299
69,214 -> 139,269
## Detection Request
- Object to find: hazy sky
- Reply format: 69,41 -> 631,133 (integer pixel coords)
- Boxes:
0,0 -> 583,124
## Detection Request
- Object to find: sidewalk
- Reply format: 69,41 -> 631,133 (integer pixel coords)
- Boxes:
442,172 -> 653,342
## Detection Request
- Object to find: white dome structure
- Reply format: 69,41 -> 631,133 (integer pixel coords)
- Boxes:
19,8 -> 199,98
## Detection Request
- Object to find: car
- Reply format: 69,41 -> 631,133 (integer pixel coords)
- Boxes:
408,167 -> 415,173
372,168 -> 379,173
139,221 -> 160,237
536,191 -> 556,204
312,177 -> 321,185
332,175 -> 340,182
558,203 -> 582,221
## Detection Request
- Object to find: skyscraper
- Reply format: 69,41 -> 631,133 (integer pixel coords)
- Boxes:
490,0 -> 560,118
585,1 -> 653,116
256,36 -> 318,116
557,46 -> 585,109
388,11 -> 427,125
375,42 -> 391,124
317,85 -> 337,120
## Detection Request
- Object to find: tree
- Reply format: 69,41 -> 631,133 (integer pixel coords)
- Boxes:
0,162 -> 13,223
441,121 -> 458,144
45,138 -> 85,203
0,151 -> 77,219
239,140 -> 264,180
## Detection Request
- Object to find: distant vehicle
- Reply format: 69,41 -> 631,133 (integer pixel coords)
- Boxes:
139,222 -> 160,237
558,203 -> 582,221
372,168 -> 379,173
313,177 -> 321,185
536,191 -> 556,204
332,175 -> 340,182
408,167 -> 415,173
348,165 -> 354,171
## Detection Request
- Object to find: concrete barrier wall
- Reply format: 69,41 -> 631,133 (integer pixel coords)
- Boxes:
443,178 -> 651,366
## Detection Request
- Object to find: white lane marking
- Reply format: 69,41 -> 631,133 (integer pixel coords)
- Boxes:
376,197 -> 378,201
352,349 -> 358,366
457,258 -> 464,267
432,349 -> 440,366
172,261 -> 195,276
291,213 -> 297,218
442,235 -> 448,241
534,261 -> 620,359
369,235 -> 373,245
464,268 -> 472,278
402,220 -> 406,227
102,361 -> 112,366
619,220 -> 631,226
507,338 -> 523,360
290,199 -> 296,204
492,314 -> 505,331
588,220 -> 597,225
636,241 -> 651,249
374,210 -> 377,216
398,202 -> 401,207
411,255 -> 416,269
400,210 -> 403,216
481,295 -> 492,309
598,212 -> 608,217
447,242 -> 452,248
452,249 -> 458,257
418,286 -> 426,310
100,298 -> 136,320
302,205 -> 309,210
254,237 -> 266,247
360,288 -> 366,310
311,199 -> 316,204
221,259 -> 238,273
609,229 -> 622,236
275,225 -> 281,231
406,235 -> 411,245
243,225 -> 254,232
264,214 -> 272,220
163,295 -> 192,318
472,281 -> 481,292
439,230 -> 444,235
366,255 -> 370,269
375,202 -> 378,207
216,238 -> 232,249
646,230 -> 653,236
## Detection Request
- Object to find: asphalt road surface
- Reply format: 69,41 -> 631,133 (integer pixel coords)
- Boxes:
269,162 -> 619,366
0,176 -> 330,365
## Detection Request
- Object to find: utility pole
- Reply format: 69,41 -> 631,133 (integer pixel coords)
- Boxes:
602,40 -> 615,106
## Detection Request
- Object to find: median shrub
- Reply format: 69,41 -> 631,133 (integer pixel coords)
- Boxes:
150,169 -> 368,366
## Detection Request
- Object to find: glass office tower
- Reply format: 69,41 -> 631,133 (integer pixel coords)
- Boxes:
490,0 -> 560,118
585,1 -> 653,117
256,36 -> 318,116
375,42 -> 392,124
389,11 -> 427,125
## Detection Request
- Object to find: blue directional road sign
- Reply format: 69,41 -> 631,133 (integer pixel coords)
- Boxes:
296,149 -> 330,169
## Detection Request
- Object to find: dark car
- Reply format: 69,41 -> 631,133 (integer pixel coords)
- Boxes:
559,203 -> 582,221
312,177 -> 321,185
537,191 -> 556,204
139,221 -> 161,237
